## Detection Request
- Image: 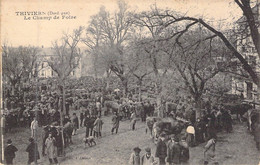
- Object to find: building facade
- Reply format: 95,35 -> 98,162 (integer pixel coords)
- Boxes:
231,4 -> 259,103
36,47 -> 82,79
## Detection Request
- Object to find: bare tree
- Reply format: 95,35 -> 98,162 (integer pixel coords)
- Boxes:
133,11 -> 173,117
2,45 -> 38,95
148,1 -> 260,96
48,26 -> 83,114
85,1 -> 134,95
162,28 -> 233,118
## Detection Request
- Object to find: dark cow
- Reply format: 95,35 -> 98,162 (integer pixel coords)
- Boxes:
222,103 -> 253,122
151,117 -> 187,143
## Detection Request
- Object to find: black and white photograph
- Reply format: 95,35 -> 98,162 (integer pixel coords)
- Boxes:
1,0 -> 260,164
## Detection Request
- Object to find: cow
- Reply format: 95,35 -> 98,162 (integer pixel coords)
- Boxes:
222,103 -> 253,122
63,121 -> 73,147
147,117 -> 188,143
104,100 -> 120,115
146,117 -> 162,138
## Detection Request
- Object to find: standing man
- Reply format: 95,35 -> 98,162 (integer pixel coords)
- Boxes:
155,133 -> 167,165
72,113 -> 79,135
130,111 -> 137,131
166,135 -> 181,165
179,136 -> 190,164
80,111 -> 84,128
93,116 -> 103,138
30,117 -> 38,138
45,133 -> 58,164
111,112 -> 120,134
84,115 -> 91,137
26,138 -> 40,165
4,139 -> 18,165
96,101 -> 102,117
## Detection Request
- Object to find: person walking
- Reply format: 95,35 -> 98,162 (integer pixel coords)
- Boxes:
179,136 -> 190,164
111,112 -> 120,134
96,101 -> 102,116
204,138 -> 218,165
80,112 -> 84,127
4,139 -> 18,165
30,117 -> 38,138
130,111 -> 137,130
129,147 -> 142,165
84,115 -> 91,137
166,135 -> 181,165
89,115 -> 96,136
26,138 -> 40,165
45,133 -> 58,165
93,116 -> 103,138
141,147 -> 156,165
72,113 -> 79,135
155,133 -> 167,165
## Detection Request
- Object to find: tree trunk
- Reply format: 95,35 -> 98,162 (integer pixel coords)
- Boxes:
138,80 -> 142,102
11,84 -> 15,96
194,94 -> 203,119
257,82 -> 260,109
122,79 -> 128,97
60,81 -> 65,156
106,70 -> 110,90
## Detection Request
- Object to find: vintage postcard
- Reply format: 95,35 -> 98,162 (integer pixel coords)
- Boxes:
1,0 -> 259,165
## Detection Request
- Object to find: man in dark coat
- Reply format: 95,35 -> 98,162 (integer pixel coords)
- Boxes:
195,118 -> 206,144
26,138 -> 40,165
80,112 -> 84,127
84,115 -> 91,137
72,113 -> 79,135
166,135 -> 181,165
222,110 -> 233,133
4,139 -> 18,165
111,112 -> 120,134
155,133 -> 167,165
89,115 -> 97,136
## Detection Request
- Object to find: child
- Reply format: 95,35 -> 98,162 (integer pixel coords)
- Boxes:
129,147 -> 141,165
141,147 -> 156,165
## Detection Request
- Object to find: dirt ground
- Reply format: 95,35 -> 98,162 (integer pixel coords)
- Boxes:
2,114 -> 260,165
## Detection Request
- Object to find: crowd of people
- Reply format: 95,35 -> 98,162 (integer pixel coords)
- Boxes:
1,76 -> 241,165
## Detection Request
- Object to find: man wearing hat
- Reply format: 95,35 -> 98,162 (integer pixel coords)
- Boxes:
26,138 -> 40,165
155,133 -> 167,165
4,139 -> 18,165
111,112 -> 120,134
129,147 -> 141,165
141,147 -> 155,165
166,135 -> 181,165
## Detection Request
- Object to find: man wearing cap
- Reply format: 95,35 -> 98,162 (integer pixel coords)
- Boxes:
141,147 -> 155,165
4,139 -> 18,165
155,133 -> 167,165
129,147 -> 141,165
179,136 -> 190,164
166,135 -> 181,165
26,138 -> 40,165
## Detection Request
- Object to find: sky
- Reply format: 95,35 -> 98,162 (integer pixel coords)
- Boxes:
1,0 -> 244,47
